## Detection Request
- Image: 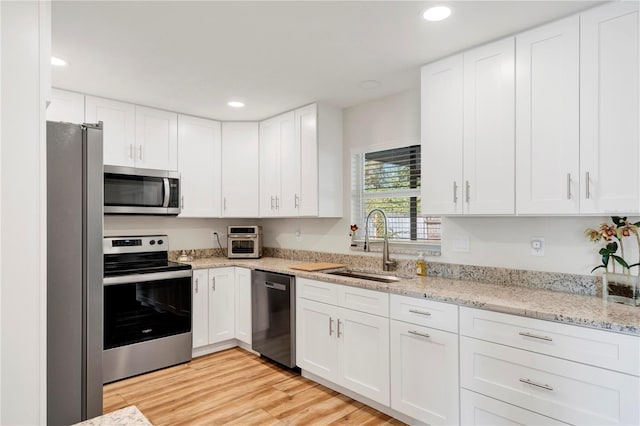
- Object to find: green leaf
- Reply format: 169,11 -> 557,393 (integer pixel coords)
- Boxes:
628,262 -> 640,269
606,241 -> 619,253
599,248 -> 609,256
612,216 -> 624,226
601,254 -> 610,266
591,265 -> 606,273
611,255 -> 630,269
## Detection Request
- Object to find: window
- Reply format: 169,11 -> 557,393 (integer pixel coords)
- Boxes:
352,145 -> 441,243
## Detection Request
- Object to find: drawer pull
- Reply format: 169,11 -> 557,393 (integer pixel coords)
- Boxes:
408,330 -> 431,339
519,378 -> 554,391
409,309 -> 432,316
519,331 -> 553,342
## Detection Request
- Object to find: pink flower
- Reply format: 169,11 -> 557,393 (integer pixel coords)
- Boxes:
599,224 -> 616,241
584,228 -> 601,242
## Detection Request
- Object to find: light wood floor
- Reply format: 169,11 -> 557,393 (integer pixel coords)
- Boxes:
104,347 -> 405,425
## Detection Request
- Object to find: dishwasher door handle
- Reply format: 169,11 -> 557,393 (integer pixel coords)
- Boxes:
264,281 -> 287,291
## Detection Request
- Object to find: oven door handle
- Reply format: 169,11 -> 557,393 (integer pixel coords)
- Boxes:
103,270 -> 192,286
162,178 -> 170,208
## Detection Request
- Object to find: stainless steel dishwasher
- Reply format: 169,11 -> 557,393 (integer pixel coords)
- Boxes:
251,270 -> 296,368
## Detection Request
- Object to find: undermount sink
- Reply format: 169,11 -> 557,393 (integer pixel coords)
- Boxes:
323,269 -> 402,283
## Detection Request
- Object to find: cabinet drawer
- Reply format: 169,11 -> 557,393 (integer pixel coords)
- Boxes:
338,285 -> 388,317
460,337 -> 640,425
297,278 -> 339,305
460,307 -> 640,376
390,294 -> 458,332
460,389 -> 568,425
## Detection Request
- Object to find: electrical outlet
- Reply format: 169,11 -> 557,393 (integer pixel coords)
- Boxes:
295,229 -> 301,242
452,236 -> 470,252
531,237 -> 545,256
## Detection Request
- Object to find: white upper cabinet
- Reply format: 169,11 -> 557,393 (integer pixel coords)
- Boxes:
85,96 -> 178,170
85,96 -> 136,168
221,122 -> 260,217
177,115 -> 222,218
279,110 -> 300,217
421,38 -> 515,216
421,55 -> 464,215
463,37 -> 515,215
580,1 -> 640,215
516,16 -> 580,215
47,88 -> 85,123
134,106 -> 178,171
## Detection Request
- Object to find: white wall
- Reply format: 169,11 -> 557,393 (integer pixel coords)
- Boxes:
1,1 -> 47,424
263,89 -> 623,276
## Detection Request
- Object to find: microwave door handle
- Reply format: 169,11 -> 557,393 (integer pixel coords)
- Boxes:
162,178 -> 170,208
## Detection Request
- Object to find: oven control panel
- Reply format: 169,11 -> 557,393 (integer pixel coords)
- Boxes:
104,235 -> 167,254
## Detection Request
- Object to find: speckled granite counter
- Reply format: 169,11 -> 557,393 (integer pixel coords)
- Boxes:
183,257 -> 640,337
72,406 -> 152,426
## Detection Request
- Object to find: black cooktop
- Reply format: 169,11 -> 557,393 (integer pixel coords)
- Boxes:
104,252 -> 191,277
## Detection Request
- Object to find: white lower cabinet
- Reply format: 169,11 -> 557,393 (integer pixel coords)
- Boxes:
296,279 -> 389,406
234,267 -> 252,345
460,389 -> 568,426
390,295 -> 459,426
192,267 -> 252,351
460,307 -> 640,426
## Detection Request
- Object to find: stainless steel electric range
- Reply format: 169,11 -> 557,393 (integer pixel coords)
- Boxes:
102,235 -> 192,383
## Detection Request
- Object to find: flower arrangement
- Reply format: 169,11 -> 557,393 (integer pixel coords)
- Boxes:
350,224 -> 358,247
585,216 -> 640,273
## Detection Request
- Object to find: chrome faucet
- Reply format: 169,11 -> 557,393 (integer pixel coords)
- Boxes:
364,208 -> 397,272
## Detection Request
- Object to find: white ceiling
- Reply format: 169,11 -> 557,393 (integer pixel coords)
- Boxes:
52,0 -> 602,121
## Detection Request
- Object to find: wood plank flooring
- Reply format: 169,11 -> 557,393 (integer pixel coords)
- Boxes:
104,347 -> 405,425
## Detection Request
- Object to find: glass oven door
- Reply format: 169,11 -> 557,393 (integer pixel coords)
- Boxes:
103,270 -> 192,350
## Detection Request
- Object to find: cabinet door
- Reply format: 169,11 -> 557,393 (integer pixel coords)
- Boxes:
47,88 -> 84,123
516,16 -> 580,214
135,106 -> 178,171
580,1 -> 640,214
259,115 -> 281,217
278,111 -> 299,216
85,96 -> 136,167
460,389 -> 567,426
192,269 -> 209,349
234,267 -> 252,345
421,55 -> 464,215
208,267 -> 235,344
221,122 -> 259,217
390,320 -> 458,426
296,298 -> 340,383
338,307 -> 389,406
177,115 -> 221,217
463,38 -> 515,214
297,104 -> 319,217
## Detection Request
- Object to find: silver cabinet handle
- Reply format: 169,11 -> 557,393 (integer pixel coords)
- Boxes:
138,145 -> 143,160
408,330 -> 431,339
211,276 -> 216,291
129,144 -> 133,159
409,309 -> 431,316
295,194 -> 299,209
465,180 -> 470,203
270,196 -> 275,210
585,172 -> 591,199
181,195 -> 184,209
329,317 -> 334,336
223,197 -> 227,211
275,196 -> 279,209
519,331 -> 553,342
337,319 -> 342,338
566,173 -> 572,200
453,181 -> 458,203
519,378 -> 554,391
195,278 -> 198,293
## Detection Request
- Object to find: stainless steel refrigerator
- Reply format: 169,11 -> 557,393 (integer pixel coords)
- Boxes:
47,121 -> 103,425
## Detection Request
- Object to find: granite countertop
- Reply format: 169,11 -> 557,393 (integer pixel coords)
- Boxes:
184,257 -> 640,337
72,406 -> 151,426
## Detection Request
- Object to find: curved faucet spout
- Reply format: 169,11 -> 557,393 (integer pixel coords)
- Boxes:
364,209 -> 397,272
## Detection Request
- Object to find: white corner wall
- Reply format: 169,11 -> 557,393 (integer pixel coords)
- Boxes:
1,1 -> 47,424
262,88 -> 621,276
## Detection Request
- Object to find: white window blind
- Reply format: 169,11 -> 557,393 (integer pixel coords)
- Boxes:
352,145 -> 441,242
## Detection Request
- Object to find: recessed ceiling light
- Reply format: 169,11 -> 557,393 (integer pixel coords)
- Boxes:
423,6 -> 452,22
358,80 -> 381,90
51,56 -> 67,66
227,101 -> 245,108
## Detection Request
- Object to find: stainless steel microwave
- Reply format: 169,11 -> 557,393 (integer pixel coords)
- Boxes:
104,165 -> 181,215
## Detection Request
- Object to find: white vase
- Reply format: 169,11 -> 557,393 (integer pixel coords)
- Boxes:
603,272 -> 639,306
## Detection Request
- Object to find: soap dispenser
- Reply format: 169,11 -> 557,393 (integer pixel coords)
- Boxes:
416,252 -> 426,276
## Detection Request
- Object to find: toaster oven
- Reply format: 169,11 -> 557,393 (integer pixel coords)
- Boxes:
227,226 -> 262,258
